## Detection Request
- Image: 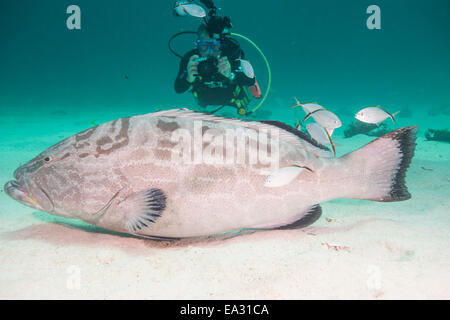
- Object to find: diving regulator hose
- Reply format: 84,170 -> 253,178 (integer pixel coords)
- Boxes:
230,33 -> 271,116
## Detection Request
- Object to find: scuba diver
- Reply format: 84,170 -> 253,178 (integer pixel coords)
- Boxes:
172,0 -> 262,115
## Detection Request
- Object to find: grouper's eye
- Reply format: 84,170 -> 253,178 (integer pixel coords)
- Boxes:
43,156 -> 53,163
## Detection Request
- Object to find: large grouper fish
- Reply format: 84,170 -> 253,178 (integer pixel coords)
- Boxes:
5,109 -> 417,240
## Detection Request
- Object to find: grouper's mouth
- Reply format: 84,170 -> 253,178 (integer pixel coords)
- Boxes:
4,180 -> 47,211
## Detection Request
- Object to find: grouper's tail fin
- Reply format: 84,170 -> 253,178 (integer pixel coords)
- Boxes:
340,126 -> 418,202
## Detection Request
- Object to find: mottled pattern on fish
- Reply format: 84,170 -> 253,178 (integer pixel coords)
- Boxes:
6,109 -> 417,239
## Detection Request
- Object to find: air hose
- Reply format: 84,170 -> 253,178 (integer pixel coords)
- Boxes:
231,33 -> 271,116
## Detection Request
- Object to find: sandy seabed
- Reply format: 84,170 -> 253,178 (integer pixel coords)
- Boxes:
0,107 -> 449,300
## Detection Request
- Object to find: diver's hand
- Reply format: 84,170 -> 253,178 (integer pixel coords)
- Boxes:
218,56 -> 232,79
187,55 -> 199,83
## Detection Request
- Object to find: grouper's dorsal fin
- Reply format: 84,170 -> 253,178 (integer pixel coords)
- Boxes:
259,120 -> 330,152
151,108 -> 234,123
149,108 -> 331,153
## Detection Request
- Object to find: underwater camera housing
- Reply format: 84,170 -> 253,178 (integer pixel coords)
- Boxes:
196,56 -> 219,81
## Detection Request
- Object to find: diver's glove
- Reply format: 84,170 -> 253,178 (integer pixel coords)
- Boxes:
217,56 -> 232,80
186,55 -> 200,83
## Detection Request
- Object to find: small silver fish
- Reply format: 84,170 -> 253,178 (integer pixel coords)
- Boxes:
355,106 -> 399,125
306,123 -> 336,156
303,109 -> 342,129
291,98 -> 342,129
306,123 -> 333,145
264,165 -> 313,188
291,98 -> 324,114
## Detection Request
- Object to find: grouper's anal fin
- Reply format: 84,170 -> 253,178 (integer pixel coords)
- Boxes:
222,204 -> 323,236
271,204 -> 322,230
133,234 -> 181,241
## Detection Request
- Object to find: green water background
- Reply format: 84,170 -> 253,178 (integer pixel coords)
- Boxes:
1,0 -> 449,129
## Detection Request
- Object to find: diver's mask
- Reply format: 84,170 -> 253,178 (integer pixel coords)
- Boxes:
196,39 -> 221,55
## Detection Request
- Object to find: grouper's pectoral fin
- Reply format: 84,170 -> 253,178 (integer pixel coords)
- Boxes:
116,188 -> 167,234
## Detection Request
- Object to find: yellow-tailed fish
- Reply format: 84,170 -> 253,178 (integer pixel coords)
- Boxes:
306,123 -> 336,156
264,165 -> 314,188
291,97 -> 324,114
303,109 -> 342,129
355,106 -> 399,125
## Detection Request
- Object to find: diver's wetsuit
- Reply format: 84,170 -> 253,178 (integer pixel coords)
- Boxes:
174,38 -> 255,108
